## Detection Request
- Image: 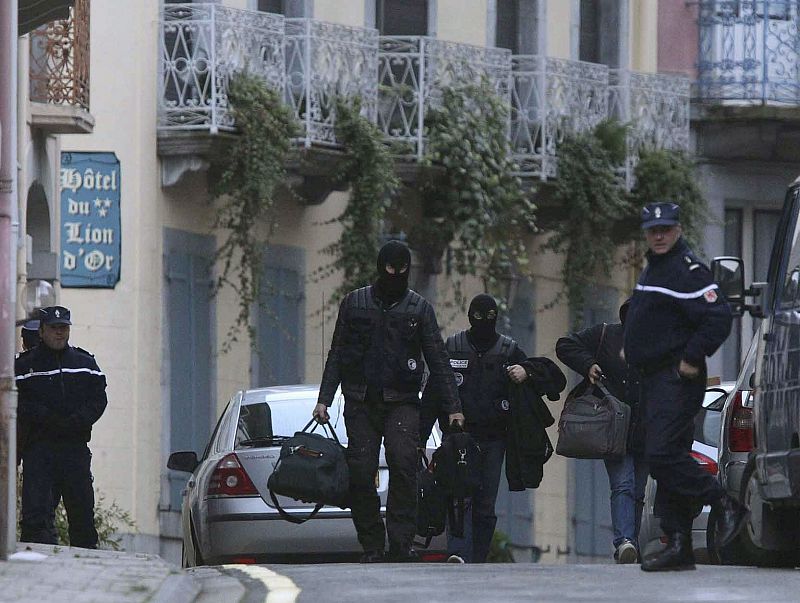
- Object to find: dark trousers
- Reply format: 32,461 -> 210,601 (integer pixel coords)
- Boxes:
21,440 -> 98,549
344,398 -> 419,553
642,366 -> 723,536
447,436 -> 505,563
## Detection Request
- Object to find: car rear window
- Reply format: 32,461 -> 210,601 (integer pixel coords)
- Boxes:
235,400 -> 348,449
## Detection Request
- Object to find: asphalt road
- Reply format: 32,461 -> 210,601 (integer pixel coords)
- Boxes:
221,562 -> 800,603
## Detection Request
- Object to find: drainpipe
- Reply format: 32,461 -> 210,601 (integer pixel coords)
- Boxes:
0,0 -> 19,560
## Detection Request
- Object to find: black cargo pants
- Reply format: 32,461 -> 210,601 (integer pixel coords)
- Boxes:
21,440 -> 98,548
344,396 -> 419,553
642,365 -> 724,536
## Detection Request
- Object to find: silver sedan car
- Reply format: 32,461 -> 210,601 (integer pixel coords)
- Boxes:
168,384 -> 445,566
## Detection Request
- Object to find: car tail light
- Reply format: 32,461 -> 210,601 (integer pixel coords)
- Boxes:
690,450 -> 718,475
231,557 -> 257,564
207,453 -> 258,497
418,552 -> 448,562
729,392 -> 755,452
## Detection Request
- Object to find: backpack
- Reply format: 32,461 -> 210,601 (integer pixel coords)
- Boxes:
267,419 -> 350,524
432,427 -> 482,537
415,453 -> 447,547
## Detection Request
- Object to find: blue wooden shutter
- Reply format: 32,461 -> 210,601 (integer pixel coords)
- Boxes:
164,229 -> 215,510
255,245 -> 305,386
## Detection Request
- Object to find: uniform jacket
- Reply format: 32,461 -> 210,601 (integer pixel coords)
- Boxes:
623,238 -> 732,371
15,344 -> 108,449
556,322 -> 645,454
317,286 -> 459,412
440,331 -> 528,438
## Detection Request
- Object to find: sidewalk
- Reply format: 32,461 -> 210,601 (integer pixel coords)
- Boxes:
0,542 -> 245,603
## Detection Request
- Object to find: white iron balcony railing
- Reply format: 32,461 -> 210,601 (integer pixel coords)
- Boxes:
696,0 -> 800,104
609,70 -> 691,188
378,36 -> 511,158
285,18 -> 378,147
510,56 -> 609,179
159,3 -> 284,132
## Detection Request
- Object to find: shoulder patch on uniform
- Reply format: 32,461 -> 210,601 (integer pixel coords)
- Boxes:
704,289 -> 718,303
450,359 -> 469,369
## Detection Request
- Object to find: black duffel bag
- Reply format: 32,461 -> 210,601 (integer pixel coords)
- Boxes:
433,426 -> 482,537
556,381 -> 630,460
415,452 -> 447,548
267,418 -> 349,524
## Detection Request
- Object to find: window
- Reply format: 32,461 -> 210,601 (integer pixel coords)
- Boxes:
376,0 -> 428,35
258,0 -> 283,13
496,0 -> 519,53
578,0 -> 621,67
754,209 -> 782,282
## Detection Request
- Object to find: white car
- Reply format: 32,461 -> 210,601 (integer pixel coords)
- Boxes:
638,383 -> 732,563
168,384 -> 445,566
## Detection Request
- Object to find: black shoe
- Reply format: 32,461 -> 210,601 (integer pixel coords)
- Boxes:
359,550 -> 385,563
713,494 -> 749,548
387,545 -> 419,562
641,533 -> 696,572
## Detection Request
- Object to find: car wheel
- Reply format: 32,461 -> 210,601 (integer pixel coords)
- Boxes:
708,463 -> 799,567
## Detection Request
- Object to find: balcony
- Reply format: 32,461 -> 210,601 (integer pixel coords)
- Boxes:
29,0 -> 94,134
156,3 -> 688,188
696,0 -> 800,108
609,70 -> 691,188
377,36 -> 511,160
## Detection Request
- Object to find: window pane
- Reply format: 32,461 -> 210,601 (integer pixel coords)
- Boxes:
579,0 -> 599,63
377,0 -> 428,35
496,0 -> 519,53
258,0 -> 283,13
754,210 -> 781,282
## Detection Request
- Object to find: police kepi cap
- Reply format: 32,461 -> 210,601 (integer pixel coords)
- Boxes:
21,319 -> 40,331
39,306 -> 72,326
641,202 -> 680,229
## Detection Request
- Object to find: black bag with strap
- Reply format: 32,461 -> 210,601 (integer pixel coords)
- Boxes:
267,419 -> 349,524
432,426 -> 482,537
555,380 -> 631,460
415,452 -> 447,547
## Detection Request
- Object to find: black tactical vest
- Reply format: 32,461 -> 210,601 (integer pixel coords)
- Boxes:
339,286 -> 426,395
446,330 -> 517,435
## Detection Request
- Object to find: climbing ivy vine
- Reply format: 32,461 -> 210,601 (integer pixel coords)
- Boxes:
209,72 -> 297,350
317,98 -> 399,306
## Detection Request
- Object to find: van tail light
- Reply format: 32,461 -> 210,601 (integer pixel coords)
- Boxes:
690,450 -> 718,475
729,392 -> 755,452
418,552 -> 448,562
207,453 -> 258,497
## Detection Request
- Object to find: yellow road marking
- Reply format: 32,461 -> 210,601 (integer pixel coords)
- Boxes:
224,564 -> 301,603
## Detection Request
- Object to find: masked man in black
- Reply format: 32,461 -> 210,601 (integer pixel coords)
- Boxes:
421,294 -> 565,563
314,241 -> 463,562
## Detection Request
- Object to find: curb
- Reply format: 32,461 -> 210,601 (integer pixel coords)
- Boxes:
151,572 -> 202,603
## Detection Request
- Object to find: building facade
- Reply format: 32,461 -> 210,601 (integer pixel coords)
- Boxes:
15,0 -> 686,563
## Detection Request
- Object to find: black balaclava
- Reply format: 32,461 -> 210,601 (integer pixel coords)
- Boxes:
467,294 -> 499,352
373,240 -> 411,305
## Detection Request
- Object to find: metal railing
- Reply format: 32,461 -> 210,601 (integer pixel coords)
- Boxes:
29,0 -> 91,111
158,3 -> 284,131
610,70 -> 691,187
511,56 -> 609,179
285,19 -> 378,147
377,36 -> 511,158
696,0 -> 800,104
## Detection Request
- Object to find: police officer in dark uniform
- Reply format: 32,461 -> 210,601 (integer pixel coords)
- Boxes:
313,241 -> 462,562
420,293 -> 534,563
624,202 -> 746,571
16,306 -> 108,548
20,318 -> 40,351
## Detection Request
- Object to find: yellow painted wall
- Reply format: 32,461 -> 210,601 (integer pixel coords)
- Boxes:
315,0 -> 365,27
546,0 -> 572,59
631,0 -> 658,72
436,0 -> 487,45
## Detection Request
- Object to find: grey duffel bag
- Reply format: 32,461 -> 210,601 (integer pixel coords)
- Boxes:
556,381 -> 630,460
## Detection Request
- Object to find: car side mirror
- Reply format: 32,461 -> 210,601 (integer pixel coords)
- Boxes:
167,451 -> 199,473
711,256 -> 745,316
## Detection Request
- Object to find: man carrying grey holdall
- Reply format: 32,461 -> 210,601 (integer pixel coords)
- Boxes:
556,299 -> 647,564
